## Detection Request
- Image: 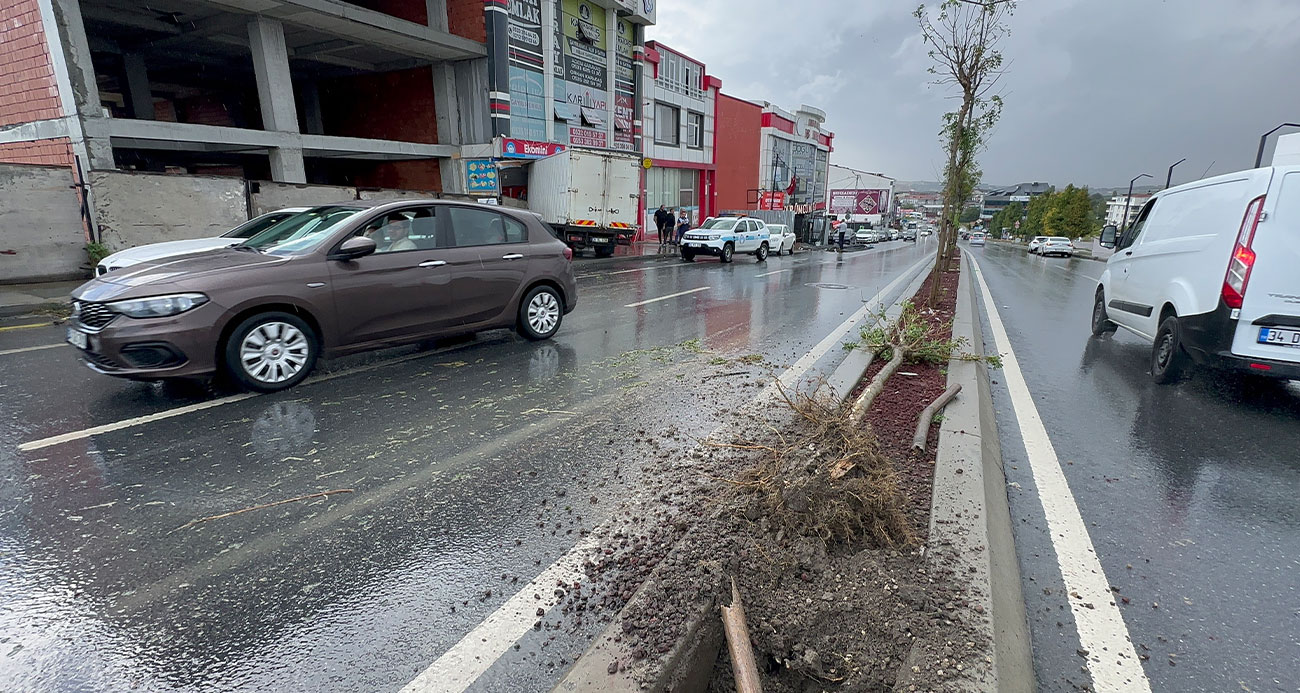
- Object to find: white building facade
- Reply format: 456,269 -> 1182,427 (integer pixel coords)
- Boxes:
1106,194 -> 1152,227
757,104 -> 833,213
639,41 -> 720,229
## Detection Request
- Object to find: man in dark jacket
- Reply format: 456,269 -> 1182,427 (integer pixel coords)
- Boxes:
654,205 -> 672,245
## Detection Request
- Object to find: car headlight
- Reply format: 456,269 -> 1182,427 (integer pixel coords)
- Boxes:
709,234 -> 722,240
107,293 -> 209,318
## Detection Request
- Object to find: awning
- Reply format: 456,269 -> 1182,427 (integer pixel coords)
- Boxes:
614,116 -> 632,131
553,102 -> 576,121
577,22 -> 600,43
580,106 -> 606,128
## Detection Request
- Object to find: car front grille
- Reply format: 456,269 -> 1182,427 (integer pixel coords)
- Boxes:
74,300 -> 117,330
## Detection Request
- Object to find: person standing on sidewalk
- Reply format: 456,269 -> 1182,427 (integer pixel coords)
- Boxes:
675,210 -> 691,246
654,205 -> 672,246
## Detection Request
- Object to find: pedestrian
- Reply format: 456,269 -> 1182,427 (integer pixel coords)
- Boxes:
675,210 -> 691,246
654,205 -> 672,246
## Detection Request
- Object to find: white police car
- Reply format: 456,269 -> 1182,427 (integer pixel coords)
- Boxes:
680,216 -> 771,263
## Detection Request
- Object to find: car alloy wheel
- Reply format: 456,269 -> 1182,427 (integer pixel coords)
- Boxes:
519,285 -> 563,340
240,321 -> 310,385
721,242 -> 734,263
756,242 -> 768,262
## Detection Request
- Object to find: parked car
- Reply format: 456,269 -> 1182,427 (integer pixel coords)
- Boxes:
1040,237 -> 1075,257
67,200 -> 577,392
969,232 -> 986,246
680,217 -> 771,263
854,229 -> 875,245
1091,164 -> 1300,383
96,208 -> 308,276
1027,236 -> 1048,254
765,223 -> 797,255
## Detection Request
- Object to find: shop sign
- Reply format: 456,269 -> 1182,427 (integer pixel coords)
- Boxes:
569,127 -> 608,148
500,137 -> 566,159
464,159 -> 499,193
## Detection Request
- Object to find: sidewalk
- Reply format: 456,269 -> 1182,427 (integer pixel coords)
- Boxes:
0,280 -> 81,318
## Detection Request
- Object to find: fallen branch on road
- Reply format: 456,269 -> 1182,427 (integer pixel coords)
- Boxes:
912,384 -> 962,452
720,577 -> 763,693
173,489 -> 355,532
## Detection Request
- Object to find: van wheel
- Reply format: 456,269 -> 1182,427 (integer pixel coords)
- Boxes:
518,285 -> 563,340
755,242 -> 769,262
720,242 -> 734,263
1090,291 -> 1117,336
224,311 -> 318,392
1151,316 -> 1189,384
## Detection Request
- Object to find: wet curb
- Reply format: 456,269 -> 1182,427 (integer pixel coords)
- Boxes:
925,251 -> 1034,691
552,255 -> 935,693
0,298 -> 69,319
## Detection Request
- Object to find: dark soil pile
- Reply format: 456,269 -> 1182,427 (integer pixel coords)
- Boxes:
598,262 -> 983,692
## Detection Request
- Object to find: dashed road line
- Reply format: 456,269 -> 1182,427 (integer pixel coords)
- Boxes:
756,269 -> 791,277
623,286 -> 710,307
967,251 -> 1151,692
0,343 -> 65,357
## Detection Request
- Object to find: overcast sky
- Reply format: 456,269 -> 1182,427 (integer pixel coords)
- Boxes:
649,0 -> 1300,189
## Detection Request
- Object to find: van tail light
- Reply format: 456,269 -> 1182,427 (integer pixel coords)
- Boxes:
562,246 -> 573,262
1222,195 -> 1266,309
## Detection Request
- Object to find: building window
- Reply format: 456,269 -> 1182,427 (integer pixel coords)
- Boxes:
655,102 -> 680,146
656,50 -> 703,98
685,112 -> 704,149
679,171 -> 698,208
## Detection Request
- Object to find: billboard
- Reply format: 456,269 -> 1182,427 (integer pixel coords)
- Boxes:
829,189 -> 889,215
758,191 -> 786,211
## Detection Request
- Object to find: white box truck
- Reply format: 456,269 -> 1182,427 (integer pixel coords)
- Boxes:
527,149 -> 641,258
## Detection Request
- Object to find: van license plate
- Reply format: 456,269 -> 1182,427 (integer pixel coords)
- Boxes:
67,327 -> 88,350
1257,327 -> 1300,347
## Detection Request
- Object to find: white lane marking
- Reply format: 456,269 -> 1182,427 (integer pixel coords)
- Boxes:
756,269 -> 791,277
623,286 -> 710,307
0,343 -> 64,357
400,533 -> 602,693
402,251 -> 937,693
16,340 -> 495,452
967,252 -> 1152,692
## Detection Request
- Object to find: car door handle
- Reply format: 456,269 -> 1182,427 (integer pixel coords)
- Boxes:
502,253 -> 524,260
418,260 -> 447,267
1124,251 -> 1133,256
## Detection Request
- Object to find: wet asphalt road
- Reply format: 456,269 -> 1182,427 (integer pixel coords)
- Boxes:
0,239 -> 933,692
969,241 -> 1300,692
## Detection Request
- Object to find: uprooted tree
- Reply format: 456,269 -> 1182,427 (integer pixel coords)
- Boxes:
916,0 -> 1015,306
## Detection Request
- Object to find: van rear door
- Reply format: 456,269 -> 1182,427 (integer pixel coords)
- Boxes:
1232,168 -> 1300,361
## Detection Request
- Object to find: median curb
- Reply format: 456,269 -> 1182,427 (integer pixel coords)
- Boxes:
552,255 -> 935,693
926,251 -> 1034,691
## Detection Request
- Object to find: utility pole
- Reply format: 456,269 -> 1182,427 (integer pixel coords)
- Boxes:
1123,173 -> 1152,231
1165,158 -> 1186,189
1254,123 -> 1300,168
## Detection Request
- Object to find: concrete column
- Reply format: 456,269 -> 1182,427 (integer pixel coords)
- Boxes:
605,10 -> 616,146
300,81 -> 324,135
541,0 -> 555,141
456,59 -> 491,144
122,53 -> 153,120
247,16 -> 305,182
425,0 -> 448,31
433,63 -> 461,145
248,17 -> 299,133
483,2 -> 510,138
38,0 -> 114,169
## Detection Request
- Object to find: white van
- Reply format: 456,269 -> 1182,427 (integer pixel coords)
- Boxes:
1092,165 -> 1300,383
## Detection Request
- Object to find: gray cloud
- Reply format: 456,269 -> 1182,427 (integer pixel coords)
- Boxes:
650,0 -> 1300,188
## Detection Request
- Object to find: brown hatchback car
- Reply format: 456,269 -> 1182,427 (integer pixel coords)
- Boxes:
68,200 -> 578,392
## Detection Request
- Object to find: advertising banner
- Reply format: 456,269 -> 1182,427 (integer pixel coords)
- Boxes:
562,0 -> 610,148
759,191 -> 786,211
568,127 -> 608,148
464,159 -> 500,193
500,137 -> 566,159
828,189 -> 888,215
613,92 -> 634,151
507,0 -> 545,140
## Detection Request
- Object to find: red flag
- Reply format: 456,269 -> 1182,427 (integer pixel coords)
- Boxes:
785,174 -> 797,195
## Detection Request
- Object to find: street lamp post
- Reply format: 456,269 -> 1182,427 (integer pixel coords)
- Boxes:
1254,123 -> 1300,168
1165,158 -> 1186,189
1122,173 -> 1152,231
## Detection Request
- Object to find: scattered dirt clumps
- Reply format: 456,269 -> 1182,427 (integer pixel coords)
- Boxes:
594,263 -> 985,692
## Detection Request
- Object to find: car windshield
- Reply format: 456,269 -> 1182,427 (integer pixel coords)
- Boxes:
221,211 -> 301,239
699,218 -> 739,231
241,207 -> 365,255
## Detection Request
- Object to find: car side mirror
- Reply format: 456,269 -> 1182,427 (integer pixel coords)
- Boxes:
1098,224 -> 1118,249
329,235 -> 377,261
